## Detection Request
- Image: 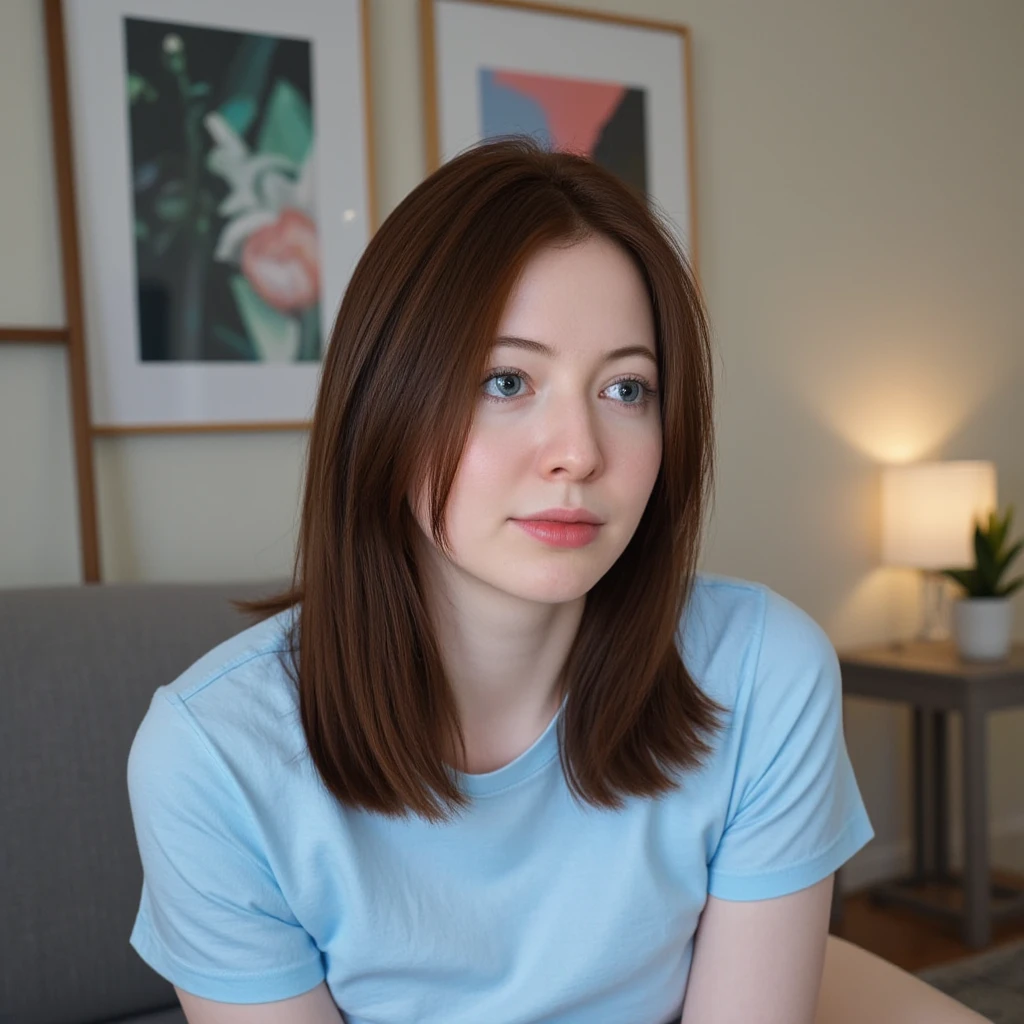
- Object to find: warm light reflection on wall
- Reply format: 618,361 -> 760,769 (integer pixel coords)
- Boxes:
795,329 -> 999,464
825,384 -> 968,464
829,566 -> 913,647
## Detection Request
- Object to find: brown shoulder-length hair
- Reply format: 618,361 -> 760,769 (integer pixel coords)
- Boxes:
236,135 -> 727,824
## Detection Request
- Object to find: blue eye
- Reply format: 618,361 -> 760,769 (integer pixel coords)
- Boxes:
484,373 -> 525,399
609,380 -> 645,405
481,369 -> 657,410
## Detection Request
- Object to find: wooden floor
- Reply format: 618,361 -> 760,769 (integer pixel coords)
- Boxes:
831,869 -> 1024,973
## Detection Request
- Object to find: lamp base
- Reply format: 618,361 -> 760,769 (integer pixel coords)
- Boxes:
916,570 -> 952,642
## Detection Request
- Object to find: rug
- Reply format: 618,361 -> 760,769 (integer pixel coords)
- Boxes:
915,939 -> 1024,1022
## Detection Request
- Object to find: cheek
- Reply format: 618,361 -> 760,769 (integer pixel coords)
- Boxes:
452,428 -> 524,495
441,430 -> 523,538
611,424 -> 663,490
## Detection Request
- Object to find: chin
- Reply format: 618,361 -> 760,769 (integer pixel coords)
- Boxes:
500,567 -> 603,605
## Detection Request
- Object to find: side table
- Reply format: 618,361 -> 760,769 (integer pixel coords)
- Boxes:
832,639 -> 1024,949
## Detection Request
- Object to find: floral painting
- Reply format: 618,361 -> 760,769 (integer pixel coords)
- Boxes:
124,17 -> 321,363
479,68 -> 648,198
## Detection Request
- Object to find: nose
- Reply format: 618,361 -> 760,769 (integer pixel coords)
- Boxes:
537,394 -> 604,481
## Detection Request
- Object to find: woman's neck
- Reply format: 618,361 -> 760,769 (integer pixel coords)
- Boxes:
416,546 -> 583,771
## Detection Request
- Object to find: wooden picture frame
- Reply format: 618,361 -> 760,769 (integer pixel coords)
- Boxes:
56,0 -> 377,434
420,0 -> 700,274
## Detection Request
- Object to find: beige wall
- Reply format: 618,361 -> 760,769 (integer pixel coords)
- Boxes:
2,0 -> 1022,891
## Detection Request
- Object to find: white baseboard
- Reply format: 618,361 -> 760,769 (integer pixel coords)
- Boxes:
839,812 -> 1024,893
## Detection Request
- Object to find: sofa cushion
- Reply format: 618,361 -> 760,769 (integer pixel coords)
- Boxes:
111,1009 -> 188,1024
1,581 -> 284,1024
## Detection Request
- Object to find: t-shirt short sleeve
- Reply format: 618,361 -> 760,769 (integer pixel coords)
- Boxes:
127,690 -> 325,1003
706,588 -> 874,901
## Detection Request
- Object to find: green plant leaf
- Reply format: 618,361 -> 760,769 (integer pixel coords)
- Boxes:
974,525 -> 1000,594
230,274 -> 299,362
998,575 -> 1024,597
257,79 -> 312,164
998,538 -> 1023,575
941,568 -> 979,596
988,508 -> 1007,558
999,505 -> 1016,556
217,35 -> 278,136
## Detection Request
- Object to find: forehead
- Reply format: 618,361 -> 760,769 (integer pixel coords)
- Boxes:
495,236 -> 655,354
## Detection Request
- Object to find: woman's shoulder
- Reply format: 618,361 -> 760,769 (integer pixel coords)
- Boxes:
679,571 -> 766,654
160,605 -> 298,703
681,573 -> 835,703
687,571 -> 829,635
134,607 -> 303,772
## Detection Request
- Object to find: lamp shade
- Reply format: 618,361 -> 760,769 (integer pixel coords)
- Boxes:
881,461 -> 997,569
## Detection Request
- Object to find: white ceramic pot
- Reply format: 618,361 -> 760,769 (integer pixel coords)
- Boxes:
951,597 -> 1014,661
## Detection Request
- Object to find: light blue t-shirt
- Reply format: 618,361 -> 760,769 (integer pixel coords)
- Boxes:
127,573 -> 874,1022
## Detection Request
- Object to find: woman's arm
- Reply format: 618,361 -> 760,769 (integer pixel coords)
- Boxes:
176,981 -> 344,1024
680,876 -> 833,1024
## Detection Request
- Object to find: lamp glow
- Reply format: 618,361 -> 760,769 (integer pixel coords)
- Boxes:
881,460 -> 997,642
882,461 -> 997,569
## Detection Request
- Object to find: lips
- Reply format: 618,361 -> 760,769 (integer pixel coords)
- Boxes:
516,508 -> 603,525
512,518 -> 602,548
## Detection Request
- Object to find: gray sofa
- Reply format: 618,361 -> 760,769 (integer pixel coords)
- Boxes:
1,580 -> 281,1024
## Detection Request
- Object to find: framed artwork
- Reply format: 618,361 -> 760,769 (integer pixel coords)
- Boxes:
59,0 -> 375,432
421,0 -> 698,271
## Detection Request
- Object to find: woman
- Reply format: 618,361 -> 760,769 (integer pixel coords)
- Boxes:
127,137 -> 875,1023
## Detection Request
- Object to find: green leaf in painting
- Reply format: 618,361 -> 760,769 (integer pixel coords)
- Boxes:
296,304 -> 321,361
230,274 -> 299,362
219,97 -> 257,136
213,324 -> 256,359
257,79 -> 313,165
217,35 -> 278,137
127,73 -> 145,103
153,227 -> 176,257
154,181 -> 188,222
127,72 -> 158,104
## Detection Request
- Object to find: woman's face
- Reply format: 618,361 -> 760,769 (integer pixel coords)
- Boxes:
413,233 -> 663,605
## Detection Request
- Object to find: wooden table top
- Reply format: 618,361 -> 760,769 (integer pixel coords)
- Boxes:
837,639 -> 1024,680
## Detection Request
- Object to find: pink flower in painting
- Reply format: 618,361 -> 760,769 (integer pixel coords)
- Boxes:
240,208 -> 320,313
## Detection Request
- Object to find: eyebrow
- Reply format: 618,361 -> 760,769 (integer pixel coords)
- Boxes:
494,335 -> 658,367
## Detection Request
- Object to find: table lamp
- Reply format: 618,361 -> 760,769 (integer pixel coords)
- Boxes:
881,460 -> 997,641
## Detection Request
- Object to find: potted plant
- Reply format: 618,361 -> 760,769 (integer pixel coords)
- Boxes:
940,505 -> 1023,661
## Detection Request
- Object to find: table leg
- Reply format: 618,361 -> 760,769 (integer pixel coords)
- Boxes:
961,707 -> 990,948
933,710 -> 949,880
913,708 -> 926,881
